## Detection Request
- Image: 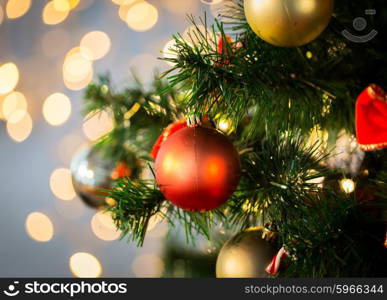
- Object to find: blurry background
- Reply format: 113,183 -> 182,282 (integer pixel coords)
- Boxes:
0,0 -> 225,278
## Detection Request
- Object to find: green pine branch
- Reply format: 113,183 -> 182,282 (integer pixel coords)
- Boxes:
228,132 -> 331,229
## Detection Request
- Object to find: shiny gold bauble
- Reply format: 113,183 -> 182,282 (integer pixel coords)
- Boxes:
244,0 -> 334,47
216,227 -> 277,278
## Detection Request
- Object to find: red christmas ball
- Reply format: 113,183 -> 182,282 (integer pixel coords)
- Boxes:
151,120 -> 187,160
155,126 -> 241,212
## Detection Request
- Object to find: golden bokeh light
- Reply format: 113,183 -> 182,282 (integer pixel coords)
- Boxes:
0,62 -> 19,94
118,0 -> 139,21
125,1 -> 158,32
162,0 -> 198,14
43,1 -> 70,25
43,93 -> 72,126
82,110 -> 114,141
0,5 -> 4,25
69,252 -> 102,278
91,211 -> 121,241
6,0 -> 31,19
340,178 -> 355,194
113,0 -> 136,5
80,31 -> 111,60
6,112 -> 32,142
25,212 -> 54,242
63,51 -> 93,82
0,94 -> 6,119
132,254 -> 164,277
63,47 -> 94,90
42,29 -> 71,58
2,91 -> 27,123
64,68 -> 93,90
53,0 -> 80,12
54,0 -> 71,12
201,0 -> 224,5
218,119 -> 230,132
50,168 -> 76,200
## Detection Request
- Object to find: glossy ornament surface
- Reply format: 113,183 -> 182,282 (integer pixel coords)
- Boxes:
71,146 -> 133,209
155,126 -> 241,212
244,0 -> 334,47
216,228 -> 278,278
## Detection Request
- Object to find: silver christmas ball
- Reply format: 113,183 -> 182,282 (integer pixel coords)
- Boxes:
70,146 -> 133,209
216,227 -> 277,278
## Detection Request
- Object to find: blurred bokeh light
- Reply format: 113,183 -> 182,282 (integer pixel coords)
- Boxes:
6,112 -> 32,142
43,93 -> 72,126
125,1 -> 158,32
0,62 -> 19,94
69,252 -> 102,278
6,0 -> 32,19
91,211 -> 121,241
82,110 -> 114,141
43,1 -> 70,25
25,212 -> 54,242
50,168 -> 76,200
2,91 -> 28,123
80,31 -> 111,60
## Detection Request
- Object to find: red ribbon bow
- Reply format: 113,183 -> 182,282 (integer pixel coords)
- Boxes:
356,84 -> 387,151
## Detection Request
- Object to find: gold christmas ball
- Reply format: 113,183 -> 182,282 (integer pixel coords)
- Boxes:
216,227 -> 277,278
244,0 -> 334,47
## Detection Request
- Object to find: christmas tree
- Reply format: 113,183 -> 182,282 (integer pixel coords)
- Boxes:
71,0 -> 387,277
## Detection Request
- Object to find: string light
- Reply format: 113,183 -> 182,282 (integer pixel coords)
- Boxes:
218,119 -> 231,132
340,178 -> 355,194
